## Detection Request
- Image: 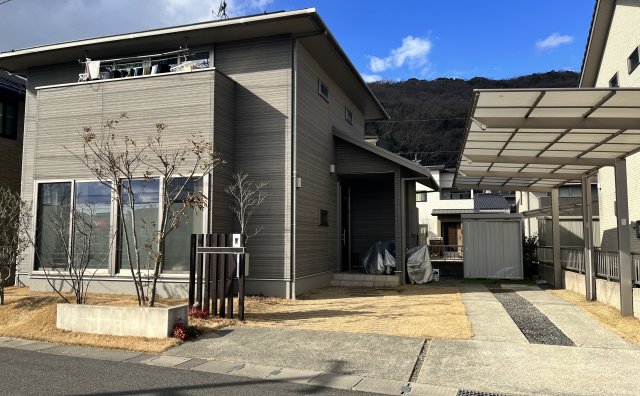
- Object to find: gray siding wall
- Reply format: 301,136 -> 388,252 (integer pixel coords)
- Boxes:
293,43 -> 369,280
20,68 -> 221,275
215,37 -> 292,282
35,70 -> 215,179
19,63 -> 81,274
211,73 -> 236,233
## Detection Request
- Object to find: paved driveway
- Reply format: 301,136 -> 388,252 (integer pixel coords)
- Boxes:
417,284 -> 640,396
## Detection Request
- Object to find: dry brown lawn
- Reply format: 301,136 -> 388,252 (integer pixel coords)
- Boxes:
1,284 -> 471,353
241,285 -> 473,340
0,287 -> 188,353
550,289 -> 640,345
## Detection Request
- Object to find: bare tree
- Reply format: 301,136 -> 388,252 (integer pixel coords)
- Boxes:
225,171 -> 269,242
29,203 -> 112,304
74,114 -> 223,307
0,187 -> 31,305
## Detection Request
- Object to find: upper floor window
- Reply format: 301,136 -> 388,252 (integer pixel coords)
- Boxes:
345,107 -> 353,125
628,46 -> 640,74
416,191 -> 428,202
0,100 -> 19,140
609,73 -> 619,88
440,188 -> 471,200
318,79 -> 330,102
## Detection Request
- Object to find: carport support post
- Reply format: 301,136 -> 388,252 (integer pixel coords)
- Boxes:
581,175 -> 595,301
614,159 -> 633,316
551,188 -> 562,288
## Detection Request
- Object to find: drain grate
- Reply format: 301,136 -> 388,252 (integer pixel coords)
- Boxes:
457,390 -> 506,396
490,289 -> 575,346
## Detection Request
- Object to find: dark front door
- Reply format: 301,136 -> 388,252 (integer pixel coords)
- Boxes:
442,222 -> 460,247
340,183 -> 350,271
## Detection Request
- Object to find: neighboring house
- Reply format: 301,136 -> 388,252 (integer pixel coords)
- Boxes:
0,70 -> 25,192
0,9 -> 436,298
416,166 -> 476,246
474,193 -> 511,214
581,0 -> 640,254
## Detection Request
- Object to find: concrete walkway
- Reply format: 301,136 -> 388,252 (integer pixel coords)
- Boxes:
417,284 -> 640,396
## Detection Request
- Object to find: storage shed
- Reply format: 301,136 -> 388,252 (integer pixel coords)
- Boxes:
461,213 -> 523,279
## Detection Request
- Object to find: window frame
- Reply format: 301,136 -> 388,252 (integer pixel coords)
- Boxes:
609,72 -> 619,88
318,209 -> 329,226
32,174 -> 208,276
628,46 -> 640,74
416,191 -> 428,202
345,107 -> 353,125
318,79 -> 330,102
0,98 -> 19,140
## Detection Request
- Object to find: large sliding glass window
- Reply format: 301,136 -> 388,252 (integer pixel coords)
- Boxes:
119,178 -> 160,271
74,182 -> 112,269
35,183 -> 71,270
35,176 -> 204,274
163,178 -> 204,272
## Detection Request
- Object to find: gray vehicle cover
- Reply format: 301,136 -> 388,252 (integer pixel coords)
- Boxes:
363,240 -> 396,275
406,245 -> 434,284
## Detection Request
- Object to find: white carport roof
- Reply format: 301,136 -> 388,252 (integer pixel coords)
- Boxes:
454,88 -> 640,192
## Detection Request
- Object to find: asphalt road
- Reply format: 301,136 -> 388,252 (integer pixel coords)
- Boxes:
0,347 -> 376,396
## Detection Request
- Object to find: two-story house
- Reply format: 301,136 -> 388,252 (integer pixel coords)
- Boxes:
0,9 -> 436,298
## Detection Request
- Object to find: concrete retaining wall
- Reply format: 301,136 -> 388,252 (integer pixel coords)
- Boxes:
562,270 -> 640,318
57,304 -> 188,338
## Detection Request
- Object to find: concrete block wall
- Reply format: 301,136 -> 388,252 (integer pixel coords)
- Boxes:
562,270 -> 640,318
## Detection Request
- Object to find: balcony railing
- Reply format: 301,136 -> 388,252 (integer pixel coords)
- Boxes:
537,245 -> 640,285
428,245 -> 463,262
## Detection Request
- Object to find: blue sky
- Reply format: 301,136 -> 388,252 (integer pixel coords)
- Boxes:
0,0 -> 595,81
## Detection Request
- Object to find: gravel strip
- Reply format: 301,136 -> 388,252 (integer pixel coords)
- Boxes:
489,289 -> 575,346
408,339 -> 428,382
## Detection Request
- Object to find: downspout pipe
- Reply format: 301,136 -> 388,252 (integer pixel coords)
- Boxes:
290,38 -> 298,299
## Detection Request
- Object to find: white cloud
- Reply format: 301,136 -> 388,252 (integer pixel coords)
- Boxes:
0,0 -> 276,51
368,36 -> 432,73
535,33 -> 574,51
361,73 -> 383,83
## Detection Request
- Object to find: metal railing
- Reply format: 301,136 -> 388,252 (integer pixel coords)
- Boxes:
561,247 -> 585,273
537,245 -> 640,285
594,248 -> 620,281
428,245 -> 463,261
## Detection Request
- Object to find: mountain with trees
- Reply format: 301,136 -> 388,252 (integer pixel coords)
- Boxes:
365,70 -> 580,167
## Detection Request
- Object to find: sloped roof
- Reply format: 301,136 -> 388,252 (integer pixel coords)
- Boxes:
333,128 -> 438,189
474,193 -> 511,211
0,70 -> 25,95
0,9 -> 387,120
432,209 -> 476,216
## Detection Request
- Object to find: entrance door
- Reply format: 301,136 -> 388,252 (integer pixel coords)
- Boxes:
442,222 -> 461,247
340,184 -> 350,271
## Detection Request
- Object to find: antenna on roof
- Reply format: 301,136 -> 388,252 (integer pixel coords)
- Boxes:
214,0 -> 229,19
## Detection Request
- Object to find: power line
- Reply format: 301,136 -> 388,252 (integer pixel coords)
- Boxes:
0,0 -> 14,6
368,118 -> 468,123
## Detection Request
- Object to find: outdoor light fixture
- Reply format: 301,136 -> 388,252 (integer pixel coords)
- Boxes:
470,117 -> 487,130
329,164 -> 336,174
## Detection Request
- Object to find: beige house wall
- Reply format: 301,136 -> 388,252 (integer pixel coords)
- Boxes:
594,0 -> 640,254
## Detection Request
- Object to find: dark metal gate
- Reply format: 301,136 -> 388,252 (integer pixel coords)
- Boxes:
188,233 -> 246,320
